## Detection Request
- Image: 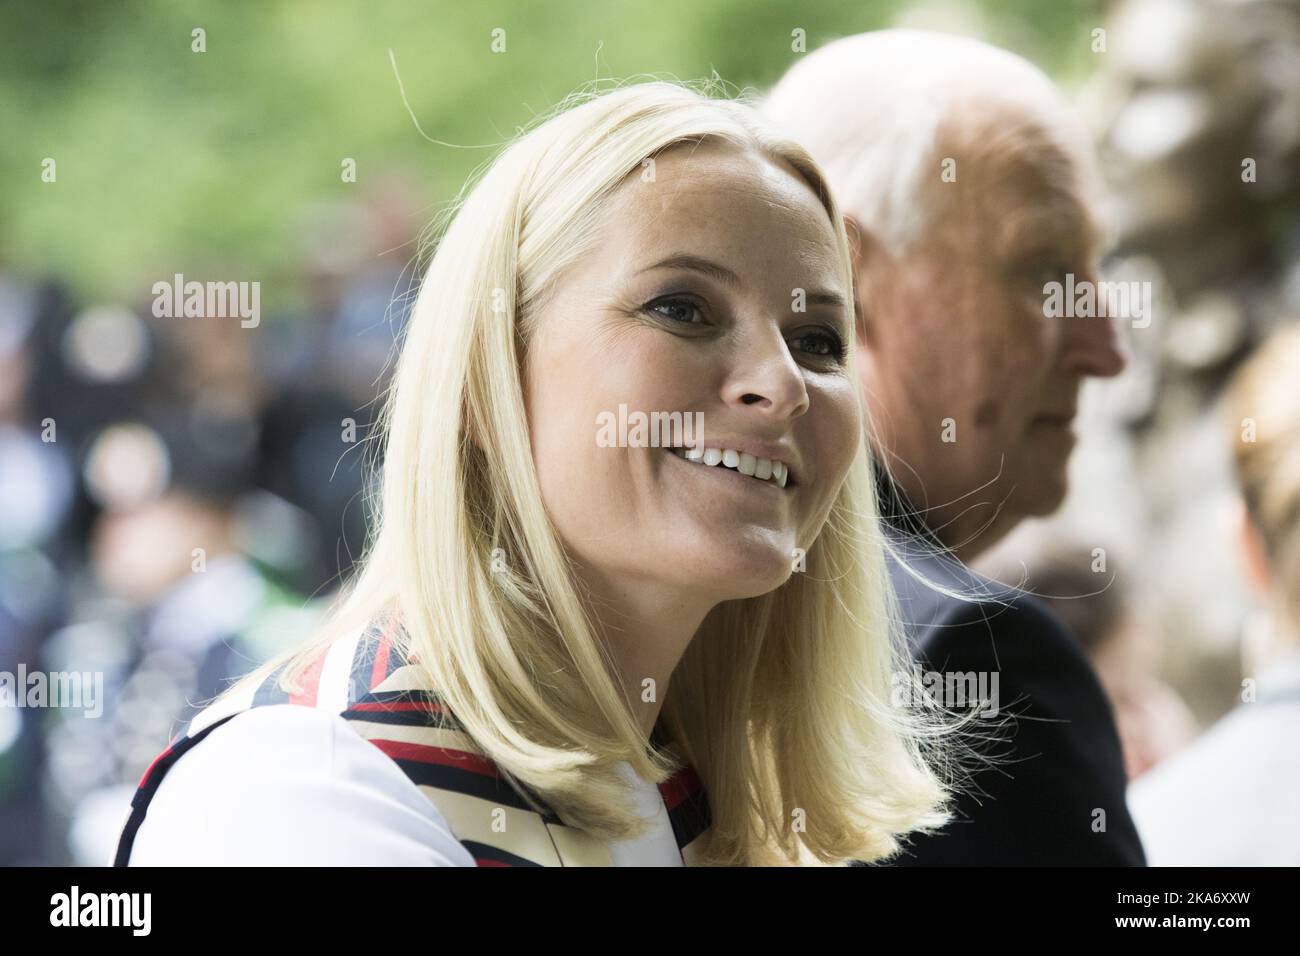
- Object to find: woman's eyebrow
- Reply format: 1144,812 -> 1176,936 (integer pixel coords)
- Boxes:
804,289 -> 847,309
638,253 -> 741,286
637,253 -> 847,308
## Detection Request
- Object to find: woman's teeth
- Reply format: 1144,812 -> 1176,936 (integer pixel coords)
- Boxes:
671,446 -> 789,488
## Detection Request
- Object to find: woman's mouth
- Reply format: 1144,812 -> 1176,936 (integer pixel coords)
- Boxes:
665,446 -> 794,489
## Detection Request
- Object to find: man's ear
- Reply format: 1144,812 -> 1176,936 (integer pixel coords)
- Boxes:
843,213 -> 864,263
842,215 -> 881,345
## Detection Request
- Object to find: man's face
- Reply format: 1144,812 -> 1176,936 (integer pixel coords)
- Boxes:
855,123 -> 1126,554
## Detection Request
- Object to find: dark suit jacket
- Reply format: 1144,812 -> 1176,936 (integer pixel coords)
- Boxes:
875,478 -> 1146,866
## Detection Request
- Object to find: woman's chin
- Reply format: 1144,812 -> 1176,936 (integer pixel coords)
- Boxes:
671,542 -> 797,601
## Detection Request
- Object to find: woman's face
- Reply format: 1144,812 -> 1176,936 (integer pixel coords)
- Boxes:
523,140 -> 860,603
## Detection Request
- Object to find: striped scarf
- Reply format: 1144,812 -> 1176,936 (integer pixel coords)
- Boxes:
114,620 -> 712,866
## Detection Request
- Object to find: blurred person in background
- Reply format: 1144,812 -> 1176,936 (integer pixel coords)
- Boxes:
4,189 -> 411,862
57,417 -> 323,865
257,178 -> 419,591
1128,322 -> 1300,865
991,546 -> 1199,781
29,305 -> 322,864
1057,0 -> 1300,742
0,273 -> 79,864
766,29 -> 1144,864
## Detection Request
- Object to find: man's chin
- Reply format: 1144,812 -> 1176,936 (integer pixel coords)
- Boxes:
1016,471 -> 1070,518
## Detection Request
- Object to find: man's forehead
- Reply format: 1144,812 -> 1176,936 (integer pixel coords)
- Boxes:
940,113 -> 1106,258
997,186 -> 1104,258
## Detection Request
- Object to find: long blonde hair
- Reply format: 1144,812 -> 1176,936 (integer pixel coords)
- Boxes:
218,80 -> 954,866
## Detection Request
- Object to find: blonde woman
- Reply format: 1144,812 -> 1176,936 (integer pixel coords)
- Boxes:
114,81 -> 952,867
1128,323 -> 1300,865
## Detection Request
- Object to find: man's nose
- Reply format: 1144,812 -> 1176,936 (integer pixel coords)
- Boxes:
1060,293 -> 1128,379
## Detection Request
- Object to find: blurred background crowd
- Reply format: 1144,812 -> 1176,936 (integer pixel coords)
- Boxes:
2,0 -> 1299,864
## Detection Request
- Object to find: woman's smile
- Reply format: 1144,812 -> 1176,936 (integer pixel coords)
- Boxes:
668,444 -> 795,487
662,444 -> 794,501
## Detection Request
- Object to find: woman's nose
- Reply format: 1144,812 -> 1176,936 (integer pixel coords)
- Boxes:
721,331 -> 811,420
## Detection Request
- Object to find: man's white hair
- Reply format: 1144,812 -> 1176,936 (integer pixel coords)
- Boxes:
762,29 -> 1095,257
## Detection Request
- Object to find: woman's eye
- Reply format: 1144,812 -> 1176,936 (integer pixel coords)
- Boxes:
645,296 -> 705,326
790,329 -> 847,362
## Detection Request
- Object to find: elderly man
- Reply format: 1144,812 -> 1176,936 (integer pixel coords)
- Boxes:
765,30 -> 1144,865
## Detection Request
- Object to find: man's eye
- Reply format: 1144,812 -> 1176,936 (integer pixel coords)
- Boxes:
790,329 -> 847,362
644,296 -> 707,326
1023,260 -> 1073,288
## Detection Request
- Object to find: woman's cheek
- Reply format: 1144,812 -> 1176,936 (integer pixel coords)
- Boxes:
793,387 -> 852,531
823,381 -> 863,476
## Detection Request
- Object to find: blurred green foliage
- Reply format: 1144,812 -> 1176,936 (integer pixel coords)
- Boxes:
0,0 -> 1099,309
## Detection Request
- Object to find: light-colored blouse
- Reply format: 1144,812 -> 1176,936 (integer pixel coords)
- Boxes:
127,703 -> 683,866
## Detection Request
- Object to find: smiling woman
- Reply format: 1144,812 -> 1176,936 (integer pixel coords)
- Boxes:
114,80 -> 955,867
